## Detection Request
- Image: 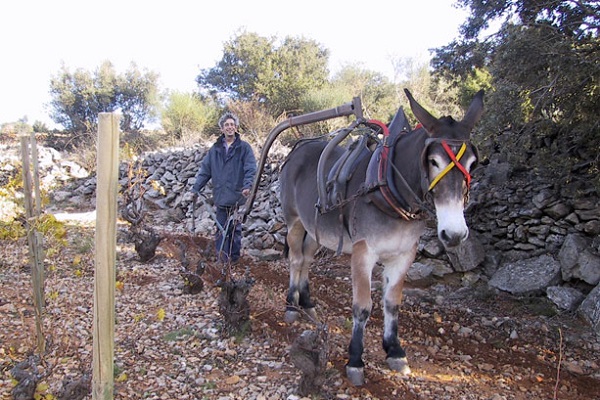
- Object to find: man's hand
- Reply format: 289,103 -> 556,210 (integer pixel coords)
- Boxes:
242,188 -> 251,197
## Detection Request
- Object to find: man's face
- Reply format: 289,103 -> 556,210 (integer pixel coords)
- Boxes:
221,119 -> 237,138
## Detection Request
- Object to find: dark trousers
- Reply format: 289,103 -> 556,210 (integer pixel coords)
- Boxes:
215,206 -> 242,263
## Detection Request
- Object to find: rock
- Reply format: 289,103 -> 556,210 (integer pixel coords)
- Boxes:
575,251 -> 600,285
532,189 -> 556,209
559,234 -> 600,285
489,255 -> 562,296
579,283 -> 600,334
582,220 -> 600,235
576,207 -> 600,221
430,259 -> 455,277
422,239 -> 445,258
544,202 -> 571,219
60,160 -> 89,179
52,190 -> 72,203
546,286 -> 585,311
446,231 -> 486,272
407,262 -> 434,282
559,234 -> 587,274
247,248 -> 281,261
486,161 -> 510,184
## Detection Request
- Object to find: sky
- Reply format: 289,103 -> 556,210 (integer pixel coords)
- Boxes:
0,0 -> 468,129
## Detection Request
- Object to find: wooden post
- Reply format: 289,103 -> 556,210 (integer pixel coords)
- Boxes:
93,113 -> 120,400
30,132 -> 42,215
20,134 -> 46,354
30,133 -> 46,324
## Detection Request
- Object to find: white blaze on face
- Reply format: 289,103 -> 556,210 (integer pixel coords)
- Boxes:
435,198 -> 469,247
427,151 -> 474,248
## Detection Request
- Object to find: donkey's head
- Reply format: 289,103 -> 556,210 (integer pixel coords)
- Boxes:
405,89 -> 484,248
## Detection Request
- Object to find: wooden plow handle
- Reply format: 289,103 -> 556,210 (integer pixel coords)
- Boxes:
242,97 -> 363,222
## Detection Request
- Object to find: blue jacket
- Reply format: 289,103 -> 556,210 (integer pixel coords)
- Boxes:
192,134 -> 257,208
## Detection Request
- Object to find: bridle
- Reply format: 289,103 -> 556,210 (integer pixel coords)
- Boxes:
422,137 -> 475,206
427,139 -> 472,191
374,127 -> 476,220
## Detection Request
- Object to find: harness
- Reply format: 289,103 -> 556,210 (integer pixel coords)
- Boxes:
315,112 -> 475,253
364,121 -> 424,220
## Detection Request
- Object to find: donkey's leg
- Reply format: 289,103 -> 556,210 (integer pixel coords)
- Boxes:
380,252 -> 415,375
346,240 -> 377,386
284,220 -> 319,323
298,234 -> 319,322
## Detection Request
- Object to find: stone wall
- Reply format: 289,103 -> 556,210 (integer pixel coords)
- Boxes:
4,141 -> 597,333
122,144 -> 599,332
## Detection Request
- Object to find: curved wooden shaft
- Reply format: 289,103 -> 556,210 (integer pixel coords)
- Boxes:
242,97 -> 363,222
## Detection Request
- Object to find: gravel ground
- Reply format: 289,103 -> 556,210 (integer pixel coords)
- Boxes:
1,214 -> 599,400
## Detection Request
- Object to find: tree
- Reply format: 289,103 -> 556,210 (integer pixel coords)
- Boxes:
297,83 -> 355,136
198,32 -> 273,102
49,61 -> 161,134
432,0 -> 599,127
196,31 -> 330,117
265,36 -> 330,115
431,0 -> 600,184
117,65 -> 161,132
329,65 -> 398,122
49,66 -> 96,133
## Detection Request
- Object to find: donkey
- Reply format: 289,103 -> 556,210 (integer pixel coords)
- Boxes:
278,89 -> 484,385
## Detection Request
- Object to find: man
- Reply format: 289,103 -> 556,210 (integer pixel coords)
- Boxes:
192,112 -> 257,263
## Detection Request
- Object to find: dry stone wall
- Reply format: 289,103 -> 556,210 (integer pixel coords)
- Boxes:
3,141 -> 598,333
135,145 -> 600,331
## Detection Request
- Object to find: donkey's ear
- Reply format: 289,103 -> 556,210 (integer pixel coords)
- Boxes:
462,90 -> 485,131
404,89 -> 438,134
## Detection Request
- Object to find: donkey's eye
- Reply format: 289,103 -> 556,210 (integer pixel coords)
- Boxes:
429,158 -> 439,168
463,155 -> 477,172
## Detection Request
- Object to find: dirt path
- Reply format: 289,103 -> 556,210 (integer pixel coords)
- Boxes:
245,246 -> 600,400
1,229 -> 599,400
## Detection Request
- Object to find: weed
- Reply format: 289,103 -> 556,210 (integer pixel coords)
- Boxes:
520,297 -> 558,318
201,381 -> 217,390
163,326 -> 197,342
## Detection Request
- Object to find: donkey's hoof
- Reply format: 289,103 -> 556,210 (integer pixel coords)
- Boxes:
387,357 -> 411,375
346,366 -> 365,386
284,310 -> 300,324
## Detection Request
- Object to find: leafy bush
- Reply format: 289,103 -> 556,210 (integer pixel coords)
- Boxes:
161,92 -> 217,145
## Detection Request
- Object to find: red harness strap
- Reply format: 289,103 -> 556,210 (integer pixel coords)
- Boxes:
441,140 -> 472,188
415,123 -> 472,190
366,119 -> 415,219
367,119 -> 389,136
